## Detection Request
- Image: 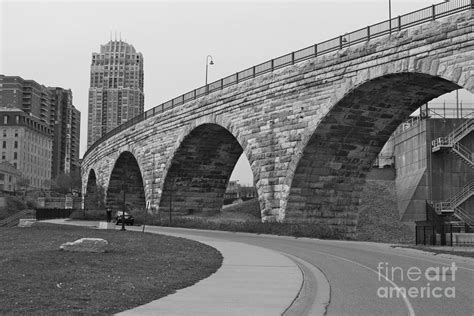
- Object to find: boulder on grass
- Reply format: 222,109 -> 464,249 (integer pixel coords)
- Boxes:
60,238 -> 109,253
18,219 -> 36,227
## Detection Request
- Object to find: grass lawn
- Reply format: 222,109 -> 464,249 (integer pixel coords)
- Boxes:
0,223 -> 222,315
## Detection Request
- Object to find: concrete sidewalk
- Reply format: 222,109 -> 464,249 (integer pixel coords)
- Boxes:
43,220 -> 303,316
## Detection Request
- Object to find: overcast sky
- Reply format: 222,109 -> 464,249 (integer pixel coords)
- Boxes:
1,0 -> 472,185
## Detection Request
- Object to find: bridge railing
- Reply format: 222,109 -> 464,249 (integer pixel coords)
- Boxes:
85,0 -> 473,158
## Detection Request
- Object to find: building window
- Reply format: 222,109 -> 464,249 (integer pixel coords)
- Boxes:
13,152 -> 17,160
14,130 -> 18,137
14,141 -> 18,149
2,141 -> 5,149
2,130 -> 6,137
1,153 -> 4,160
3,116 -> 8,124
15,116 -> 19,124
0,173 -> 4,180
13,163 -> 16,168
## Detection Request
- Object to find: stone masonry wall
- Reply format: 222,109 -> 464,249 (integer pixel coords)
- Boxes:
83,11 -> 474,233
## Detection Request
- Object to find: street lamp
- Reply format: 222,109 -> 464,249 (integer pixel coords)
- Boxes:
388,0 -> 392,34
205,55 -> 214,85
121,183 -> 127,231
168,178 -> 175,223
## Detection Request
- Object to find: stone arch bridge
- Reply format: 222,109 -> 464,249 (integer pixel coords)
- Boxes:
82,7 -> 473,233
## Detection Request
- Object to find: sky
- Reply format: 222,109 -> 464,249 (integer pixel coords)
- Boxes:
1,0 -> 472,185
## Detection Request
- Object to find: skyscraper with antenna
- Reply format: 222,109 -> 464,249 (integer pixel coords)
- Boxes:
87,38 -> 144,149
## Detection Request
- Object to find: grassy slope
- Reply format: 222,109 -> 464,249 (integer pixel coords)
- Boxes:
215,199 -> 261,222
356,179 -> 415,244
0,223 -> 222,315
211,178 -> 414,244
159,177 -> 415,243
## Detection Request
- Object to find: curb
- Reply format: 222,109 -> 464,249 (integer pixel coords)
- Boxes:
283,254 -> 330,316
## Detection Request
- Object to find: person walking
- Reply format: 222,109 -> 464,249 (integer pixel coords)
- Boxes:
106,207 -> 112,223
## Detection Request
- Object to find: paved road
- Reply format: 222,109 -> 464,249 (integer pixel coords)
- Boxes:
144,226 -> 474,316
45,220 -> 473,315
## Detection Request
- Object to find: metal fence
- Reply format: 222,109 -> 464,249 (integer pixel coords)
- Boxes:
416,223 -> 472,246
36,208 -> 74,220
85,0 -> 474,158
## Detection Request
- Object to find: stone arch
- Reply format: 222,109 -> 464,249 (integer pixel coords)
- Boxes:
106,151 -> 146,212
285,72 -> 463,231
158,120 -> 251,217
84,169 -> 100,209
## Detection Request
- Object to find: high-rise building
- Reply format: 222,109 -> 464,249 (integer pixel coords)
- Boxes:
70,107 -> 81,173
87,40 -> 144,148
0,75 -> 81,184
0,76 -> 51,126
49,87 -> 81,178
0,107 -> 53,189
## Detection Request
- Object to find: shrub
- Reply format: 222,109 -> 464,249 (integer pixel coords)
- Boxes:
25,198 -> 37,209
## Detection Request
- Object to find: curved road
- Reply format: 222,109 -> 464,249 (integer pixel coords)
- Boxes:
150,226 -> 473,316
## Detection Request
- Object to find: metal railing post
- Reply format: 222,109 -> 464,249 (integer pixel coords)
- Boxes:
314,44 -> 318,57
415,226 -> 418,245
252,66 -> 256,78
339,35 -> 343,49
236,72 -> 239,84
270,60 -> 274,72
450,224 -> 453,246
441,223 -> 445,246
398,16 -> 402,31
367,26 -> 370,41
291,52 -> 295,65
432,5 -> 436,21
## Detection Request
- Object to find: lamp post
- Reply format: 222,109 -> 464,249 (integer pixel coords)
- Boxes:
388,0 -> 392,34
121,183 -> 127,231
205,55 -> 214,85
169,178 -> 174,223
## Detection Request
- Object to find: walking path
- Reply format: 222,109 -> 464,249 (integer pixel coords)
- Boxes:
43,220 -> 304,316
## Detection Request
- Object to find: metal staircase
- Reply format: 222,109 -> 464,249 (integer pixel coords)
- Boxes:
453,205 -> 474,227
432,113 -> 473,167
431,113 -> 473,228
432,181 -> 474,227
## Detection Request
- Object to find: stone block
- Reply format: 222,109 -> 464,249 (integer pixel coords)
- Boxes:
60,238 -> 109,253
18,219 -> 36,227
98,222 -> 115,229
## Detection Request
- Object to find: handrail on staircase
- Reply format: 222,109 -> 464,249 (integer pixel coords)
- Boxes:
454,206 -> 474,227
452,142 -> 473,165
449,181 -> 474,205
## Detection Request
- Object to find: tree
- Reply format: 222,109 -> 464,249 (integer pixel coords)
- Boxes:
17,177 -> 30,192
51,171 -> 82,195
85,183 -> 106,210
